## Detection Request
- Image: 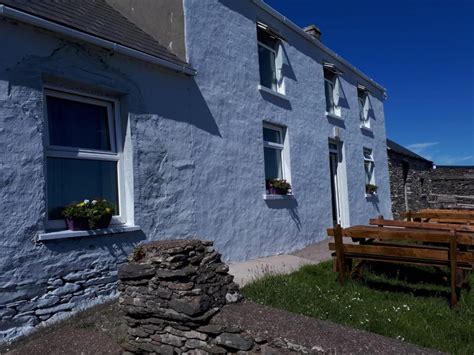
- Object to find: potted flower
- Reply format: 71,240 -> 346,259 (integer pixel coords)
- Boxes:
365,184 -> 378,195
63,199 -> 115,231
267,179 -> 292,195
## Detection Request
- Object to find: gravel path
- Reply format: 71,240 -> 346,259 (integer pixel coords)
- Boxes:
0,300 -> 442,354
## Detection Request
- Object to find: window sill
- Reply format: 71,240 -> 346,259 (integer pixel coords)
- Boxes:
257,85 -> 288,101
365,193 -> 378,199
37,225 -> 141,241
326,112 -> 343,121
263,194 -> 295,200
360,125 -> 373,133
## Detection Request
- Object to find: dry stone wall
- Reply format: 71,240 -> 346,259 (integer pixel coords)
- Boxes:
118,240 -> 320,354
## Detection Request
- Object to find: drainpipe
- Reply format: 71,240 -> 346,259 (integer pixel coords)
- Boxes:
0,4 -> 197,76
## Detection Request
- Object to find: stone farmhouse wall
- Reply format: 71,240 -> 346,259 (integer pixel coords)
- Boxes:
429,167 -> 474,209
1,0 -> 393,343
387,151 -> 432,219
388,150 -> 474,217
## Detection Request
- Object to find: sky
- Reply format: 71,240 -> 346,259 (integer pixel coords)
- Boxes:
265,0 -> 474,166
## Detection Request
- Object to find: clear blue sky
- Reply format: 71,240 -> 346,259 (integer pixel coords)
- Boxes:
266,0 -> 474,165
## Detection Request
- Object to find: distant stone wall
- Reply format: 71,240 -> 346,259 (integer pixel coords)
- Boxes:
429,167 -> 474,209
387,151 -> 432,219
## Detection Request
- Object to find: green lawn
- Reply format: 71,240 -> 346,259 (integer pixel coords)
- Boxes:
242,261 -> 474,354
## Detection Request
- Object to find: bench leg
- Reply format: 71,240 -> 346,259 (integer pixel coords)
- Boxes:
334,225 -> 346,285
350,260 -> 367,279
449,232 -> 458,309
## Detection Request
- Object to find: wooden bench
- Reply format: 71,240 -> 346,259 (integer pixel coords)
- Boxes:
327,225 -> 473,308
401,209 -> 474,225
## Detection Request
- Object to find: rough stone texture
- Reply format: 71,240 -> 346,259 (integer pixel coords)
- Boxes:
387,150 -> 433,219
1,0 -> 394,343
184,0 -> 393,261
388,149 -> 474,217
119,240 -> 326,354
429,166 -> 474,209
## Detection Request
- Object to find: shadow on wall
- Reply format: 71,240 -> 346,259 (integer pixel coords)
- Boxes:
258,89 -> 292,110
264,198 -> 301,231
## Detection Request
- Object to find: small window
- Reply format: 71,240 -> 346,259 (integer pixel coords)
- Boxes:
257,23 -> 283,94
44,89 -> 125,229
262,123 -> 290,190
358,88 -> 370,128
363,148 -> 375,186
324,68 -> 341,117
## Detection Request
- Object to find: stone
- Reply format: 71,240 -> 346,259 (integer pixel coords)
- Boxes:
35,303 -> 73,316
207,345 -> 228,354
155,267 -> 196,280
52,283 -> 81,297
0,308 -> 16,318
165,326 -> 208,341
225,292 -> 242,304
118,263 -> 156,280
47,278 -> 64,287
184,338 -> 208,349
215,333 -> 253,351
151,333 -> 186,347
167,282 -> 194,291
169,295 -> 211,317
36,295 -> 60,309
197,324 -> 226,335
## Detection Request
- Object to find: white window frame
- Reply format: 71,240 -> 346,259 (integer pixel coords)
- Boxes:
363,148 -> 375,186
358,89 -> 370,129
262,122 -> 291,184
324,70 -> 342,117
43,87 -> 127,230
257,25 -> 285,95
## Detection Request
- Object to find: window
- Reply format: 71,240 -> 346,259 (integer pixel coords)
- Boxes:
363,148 -> 375,186
324,67 -> 341,117
44,89 -> 125,229
257,23 -> 283,94
358,87 -> 370,128
263,123 -> 290,190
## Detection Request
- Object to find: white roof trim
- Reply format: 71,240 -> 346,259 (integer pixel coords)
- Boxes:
251,0 -> 386,95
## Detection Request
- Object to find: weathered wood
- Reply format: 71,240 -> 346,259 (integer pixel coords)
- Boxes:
333,224 -> 346,285
328,243 -> 472,265
369,218 -> 474,232
449,231 -> 458,308
328,226 -> 473,245
401,210 -> 474,221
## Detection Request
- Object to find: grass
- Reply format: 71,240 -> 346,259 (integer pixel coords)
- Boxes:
242,261 -> 474,354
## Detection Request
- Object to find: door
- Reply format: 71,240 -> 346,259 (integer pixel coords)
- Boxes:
329,142 -> 341,225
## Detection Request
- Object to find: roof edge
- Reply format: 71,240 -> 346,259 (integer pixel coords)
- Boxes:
252,0 -> 386,95
0,4 -> 197,76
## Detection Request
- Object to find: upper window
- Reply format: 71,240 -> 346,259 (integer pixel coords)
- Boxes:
257,23 -> 284,94
44,89 -> 125,229
324,66 -> 341,117
262,123 -> 290,191
358,87 -> 370,129
363,148 -> 375,186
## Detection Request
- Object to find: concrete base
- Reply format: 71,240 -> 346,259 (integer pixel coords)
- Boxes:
229,239 -> 332,286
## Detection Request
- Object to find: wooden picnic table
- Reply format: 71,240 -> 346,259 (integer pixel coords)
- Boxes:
328,224 -> 474,308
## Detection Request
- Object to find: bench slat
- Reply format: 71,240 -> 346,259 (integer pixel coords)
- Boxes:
328,242 -> 473,265
327,226 -> 473,245
369,219 -> 474,232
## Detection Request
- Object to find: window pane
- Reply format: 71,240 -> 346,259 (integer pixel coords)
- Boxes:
47,95 -> 111,150
324,80 -> 334,113
264,147 -> 282,180
47,157 -> 119,219
364,149 -> 372,160
258,45 -> 277,90
257,28 -> 278,48
365,161 -> 374,184
263,127 -> 282,144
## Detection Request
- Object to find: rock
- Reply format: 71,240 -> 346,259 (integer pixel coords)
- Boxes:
207,345 -> 228,354
47,278 -> 64,287
184,338 -> 208,349
35,303 -> 73,316
36,295 -> 60,309
155,267 -> 196,280
215,333 -> 253,351
52,283 -> 81,297
169,295 -> 211,316
225,292 -> 242,304
0,308 -> 16,318
118,263 -> 155,280
197,324 -> 226,335
151,333 -> 186,347
167,282 -> 194,291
